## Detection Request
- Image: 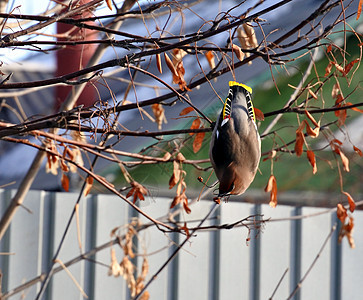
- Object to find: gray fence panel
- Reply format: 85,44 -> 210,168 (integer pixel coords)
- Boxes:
93,194 -> 129,300
218,201 -> 253,300
341,209 -> 363,299
137,198 -> 170,299
6,190 -> 45,299
50,192 -> 88,300
1,189 -> 363,300
300,207 -> 333,300
177,201 -> 216,300
260,205 -> 294,300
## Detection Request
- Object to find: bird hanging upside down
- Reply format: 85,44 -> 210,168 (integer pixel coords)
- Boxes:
209,81 -> 261,198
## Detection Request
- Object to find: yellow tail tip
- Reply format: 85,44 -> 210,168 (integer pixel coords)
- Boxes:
229,81 -> 252,94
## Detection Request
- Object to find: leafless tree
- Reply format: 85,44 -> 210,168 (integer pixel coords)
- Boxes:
0,0 -> 362,299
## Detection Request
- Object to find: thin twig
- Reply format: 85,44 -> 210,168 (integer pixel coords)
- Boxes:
261,45 -> 320,136
54,259 -> 88,298
269,268 -> 289,300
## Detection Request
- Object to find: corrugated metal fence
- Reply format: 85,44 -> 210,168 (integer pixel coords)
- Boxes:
0,189 -> 362,300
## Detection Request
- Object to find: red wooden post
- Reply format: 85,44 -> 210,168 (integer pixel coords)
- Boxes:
55,0 -> 97,110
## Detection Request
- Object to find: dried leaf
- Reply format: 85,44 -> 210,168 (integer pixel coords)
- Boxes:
344,58 -> 360,75
180,222 -> 190,237
175,178 -> 183,197
296,119 -> 306,133
189,118 -> 201,135
172,60 -> 189,91
339,216 -> 355,248
126,188 -> 134,199
124,226 -> 136,258
156,53 -> 162,74
326,44 -> 332,53
331,138 -> 343,147
139,291 -> 150,300
126,181 -> 149,204
170,49 -> 190,91
205,51 -> 215,69
342,191 -> 355,212
183,197 -> 192,214
330,140 -> 343,154
263,150 -> 277,162
304,110 -> 319,127
173,60 -> 185,83
177,64 -> 190,91
335,94 -> 344,106
336,204 -> 347,224
335,104 -> 342,118
120,256 -> 135,280
295,130 -> 305,157
306,150 -> 317,174
61,173 -> 70,192
345,217 -> 355,248
232,44 -> 245,61
308,88 -> 318,99
179,107 -> 194,116
135,191 -> 144,202
193,132 -> 205,153
169,161 -> 180,189
237,27 -> 250,49
69,147 -> 83,173
164,52 -> 178,77
60,159 -> 69,172
237,26 -> 252,65
351,106 -> 363,113
141,257 -> 149,279
346,102 -> 363,113
336,106 -> 347,126
105,0 -> 112,10
254,107 -> 264,121
264,175 -> 277,208
170,195 -> 181,209
264,175 -> 274,192
162,152 -> 172,161
356,2 -> 362,19
46,151 -> 59,175
324,61 -> 333,77
108,248 -> 121,277
71,131 -> 86,143
176,152 -> 186,162
173,48 -> 187,61
170,178 -> 190,213
305,121 -> 319,138
353,145 -> 363,156
334,62 -> 345,74
110,226 -> 119,238
64,146 -> 74,161
243,22 -> 258,48
331,83 -> 340,99
339,149 -> 350,172
152,103 -> 167,130
84,176 -> 94,196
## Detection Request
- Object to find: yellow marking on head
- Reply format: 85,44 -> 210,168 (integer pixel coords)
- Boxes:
229,81 -> 252,94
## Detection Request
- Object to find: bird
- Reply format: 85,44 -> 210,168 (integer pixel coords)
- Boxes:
209,81 -> 261,198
